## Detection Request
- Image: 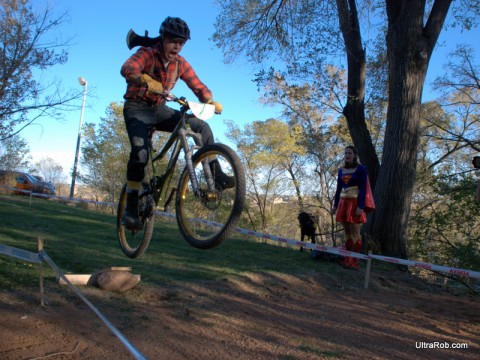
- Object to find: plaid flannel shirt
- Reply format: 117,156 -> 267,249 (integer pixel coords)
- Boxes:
121,44 -> 212,105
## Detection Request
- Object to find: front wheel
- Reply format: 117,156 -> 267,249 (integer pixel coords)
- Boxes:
117,183 -> 155,258
176,143 -> 246,249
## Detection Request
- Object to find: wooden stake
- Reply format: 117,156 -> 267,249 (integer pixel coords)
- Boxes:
38,237 -> 45,306
364,250 -> 372,289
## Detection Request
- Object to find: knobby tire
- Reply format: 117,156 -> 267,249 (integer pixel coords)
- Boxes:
117,183 -> 155,258
176,143 -> 246,249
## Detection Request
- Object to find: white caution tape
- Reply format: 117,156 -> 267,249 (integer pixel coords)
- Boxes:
0,244 -> 40,263
165,215 -> 479,278
234,227 -> 369,259
0,185 -> 114,206
0,243 -> 146,359
2,189 -> 479,279
39,251 -> 147,360
233,227 -> 480,278
370,254 -> 480,279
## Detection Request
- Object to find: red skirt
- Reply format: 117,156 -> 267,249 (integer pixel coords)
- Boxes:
336,197 -> 367,224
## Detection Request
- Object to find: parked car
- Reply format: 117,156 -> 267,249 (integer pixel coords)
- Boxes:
31,175 -> 56,195
0,170 -> 56,196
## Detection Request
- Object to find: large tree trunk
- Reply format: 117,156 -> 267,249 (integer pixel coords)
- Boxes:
336,0 -> 380,188
337,0 -> 452,257
367,0 -> 452,258
371,68 -> 426,257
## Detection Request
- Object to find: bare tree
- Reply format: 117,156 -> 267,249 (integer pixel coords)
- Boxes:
430,45 -> 480,153
32,157 -> 67,190
434,44 -> 480,107
0,134 -> 30,171
0,0 -> 78,140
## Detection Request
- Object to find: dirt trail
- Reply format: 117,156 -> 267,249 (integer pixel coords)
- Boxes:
1,268 -> 479,360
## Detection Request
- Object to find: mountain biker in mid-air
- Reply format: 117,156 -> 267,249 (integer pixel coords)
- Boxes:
120,16 -> 234,231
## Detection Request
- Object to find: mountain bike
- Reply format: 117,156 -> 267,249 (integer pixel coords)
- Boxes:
117,94 -> 246,258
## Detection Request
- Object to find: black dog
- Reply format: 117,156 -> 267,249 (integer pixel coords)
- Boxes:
298,211 -> 318,251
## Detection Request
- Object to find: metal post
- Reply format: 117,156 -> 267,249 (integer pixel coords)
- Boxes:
69,77 -> 88,198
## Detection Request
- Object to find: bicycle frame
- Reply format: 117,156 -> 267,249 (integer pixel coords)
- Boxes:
144,101 -> 216,211
118,94 -> 245,256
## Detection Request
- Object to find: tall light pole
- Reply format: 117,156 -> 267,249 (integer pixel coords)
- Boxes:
69,76 -> 87,198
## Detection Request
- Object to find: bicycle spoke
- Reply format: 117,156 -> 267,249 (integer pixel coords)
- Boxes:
176,144 -> 245,249
117,183 -> 155,258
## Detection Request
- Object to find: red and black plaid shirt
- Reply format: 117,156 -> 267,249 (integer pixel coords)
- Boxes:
121,44 -> 212,105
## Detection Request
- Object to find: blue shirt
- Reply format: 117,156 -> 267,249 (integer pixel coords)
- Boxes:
333,164 -> 368,209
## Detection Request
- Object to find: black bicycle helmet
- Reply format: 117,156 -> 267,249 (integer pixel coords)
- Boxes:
159,17 -> 191,40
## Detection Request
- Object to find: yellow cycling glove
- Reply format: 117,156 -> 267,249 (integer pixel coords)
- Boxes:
207,99 -> 223,114
141,74 -> 163,93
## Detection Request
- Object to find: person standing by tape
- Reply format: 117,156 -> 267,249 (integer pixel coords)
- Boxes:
332,145 -> 375,269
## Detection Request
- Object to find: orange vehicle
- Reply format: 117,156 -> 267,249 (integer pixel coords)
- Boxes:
0,170 -> 55,196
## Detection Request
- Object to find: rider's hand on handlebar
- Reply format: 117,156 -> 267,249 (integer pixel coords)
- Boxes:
207,99 -> 223,114
141,74 -> 164,93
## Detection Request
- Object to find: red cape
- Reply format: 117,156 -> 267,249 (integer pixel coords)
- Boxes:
364,176 -> 375,213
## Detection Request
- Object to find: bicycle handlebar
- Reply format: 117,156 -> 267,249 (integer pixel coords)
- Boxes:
155,92 -> 219,119
158,93 -> 187,106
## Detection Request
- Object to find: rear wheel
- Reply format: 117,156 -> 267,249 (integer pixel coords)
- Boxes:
176,143 -> 246,249
117,182 -> 155,258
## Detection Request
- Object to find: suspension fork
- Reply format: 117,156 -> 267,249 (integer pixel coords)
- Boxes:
178,126 -> 219,195
202,158 -> 217,192
179,127 -> 202,195
178,112 -> 217,194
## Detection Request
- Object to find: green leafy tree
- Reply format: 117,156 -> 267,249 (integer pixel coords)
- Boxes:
79,103 -> 130,204
213,0 -> 480,258
252,118 -> 307,207
409,176 -> 480,271
227,119 -> 288,232
256,70 -> 351,244
409,55 -> 480,268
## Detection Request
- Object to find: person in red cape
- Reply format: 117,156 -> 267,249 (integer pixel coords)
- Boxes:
332,145 -> 375,269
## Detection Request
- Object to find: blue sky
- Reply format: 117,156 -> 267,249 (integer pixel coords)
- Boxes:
23,0 -> 278,178
21,1 -> 479,181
